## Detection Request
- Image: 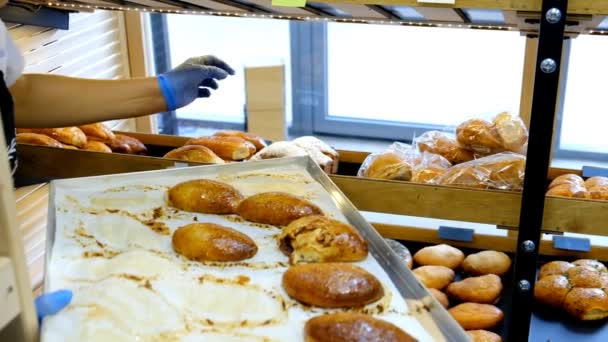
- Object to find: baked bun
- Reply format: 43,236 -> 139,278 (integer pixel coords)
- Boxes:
438,153 -> 525,190
292,136 -> 340,174
213,130 -> 267,151
572,259 -> 608,272
448,303 -> 504,330
278,215 -> 367,264
413,265 -> 455,290
493,112 -> 528,152
360,152 -> 413,181
549,174 -> 584,189
411,167 -> 446,184
16,133 -> 64,148
172,223 -> 257,262
588,186 -> 608,200
563,288 -> 608,321
413,244 -> 464,269
28,127 -> 87,148
466,330 -> 502,342
456,119 -> 503,155
546,183 -> 588,198
385,239 -> 413,269
83,141 -> 112,153
237,192 -> 322,226
538,261 -> 575,279
429,288 -> 449,309
163,145 -> 225,164
108,134 -> 147,154
283,263 -> 383,308
168,179 -> 244,214
462,250 -> 512,276
447,274 -> 503,304
186,136 -> 256,160
566,266 -> 603,288
416,131 -> 474,164
585,176 -> 608,189
79,123 -> 115,142
304,313 -> 416,342
534,275 -> 570,308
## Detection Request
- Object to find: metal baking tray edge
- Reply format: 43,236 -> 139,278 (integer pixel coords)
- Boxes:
43,156 -> 469,341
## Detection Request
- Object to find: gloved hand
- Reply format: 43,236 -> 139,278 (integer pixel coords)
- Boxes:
35,289 -> 72,322
157,55 -> 235,111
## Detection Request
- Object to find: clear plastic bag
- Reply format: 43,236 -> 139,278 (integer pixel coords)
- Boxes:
437,152 -> 526,190
456,112 -> 528,155
415,130 -> 475,164
357,142 -> 417,181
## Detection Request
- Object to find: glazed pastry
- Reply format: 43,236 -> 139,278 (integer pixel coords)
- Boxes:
466,330 -> 502,342
82,141 -> 112,153
213,130 -> 267,151
548,174 -> 584,189
416,131 -> 474,164
538,261 -> 574,279
384,238 -> 413,269
413,265 -> 455,290
168,179 -> 244,214
16,133 -> 64,148
533,275 -> 570,309
448,303 -> 504,330
172,223 -> 257,262
428,288 -> 449,309
462,250 -> 512,276
79,123 -> 115,142
107,134 -> 147,155
572,259 -> 608,272
566,266 -> 603,288
304,313 -> 416,342
186,136 -> 256,160
360,152 -> 413,181
563,288 -> 608,321
278,215 -> 367,264
283,263 -> 383,308
236,192 -> 322,226
585,176 -> 608,189
27,127 -> 87,148
413,244 -> 464,269
163,145 -> 225,164
446,274 -> 503,304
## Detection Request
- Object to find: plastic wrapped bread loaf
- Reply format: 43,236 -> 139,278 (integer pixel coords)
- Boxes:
357,143 -> 417,181
416,130 -> 474,164
437,152 -> 526,190
456,112 -> 528,155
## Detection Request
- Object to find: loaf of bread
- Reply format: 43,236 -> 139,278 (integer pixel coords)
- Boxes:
546,183 -> 588,198
429,288 -> 449,309
83,141 -> 112,153
359,152 -> 413,181
416,131 -> 475,164
213,130 -> 267,151
304,313 -> 416,342
186,136 -> 255,160
446,274 -> 503,304
538,261 -> 575,279
26,127 -> 88,148
549,174 -> 584,189
448,303 -> 504,330
573,259 -> 608,272
462,250 -> 512,276
107,134 -> 147,155
172,223 -> 257,262
588,186 -> 608,200
79,123 -> 115,142
438,152 -> 525,190
411,167 -> 446,184
16,133 -> 64,148
168,179 -> 244,214
585,176 -> 608,189
456,113 -> 528,155
236,192 -> 322,226
413,244 -> 464,269
493,112 -> 528,152
163,145 -> 224,164
413,265 -> 455,290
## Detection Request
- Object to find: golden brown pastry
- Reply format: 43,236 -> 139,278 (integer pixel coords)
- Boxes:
278,215 -> 367,264
16,133 -> 64,148
168,179 -> 244,214
172,223 -> 257,262
548,174 -> 584,189
107,134 -> 147,155
538,261 -> 575,279
566,266 -> 603,288
236,192 -> 322,226
79,123 -> 116,142
584,176 -> 608,189
447,274 -> 502,304
572,259 -> 608,272
28,127 -> 87,148
493,112 -> 528,153
429,288 -> 449,309
411,167 -> 446,184
283,263 -> 383,308
413,244 -> 464,269
448,303 -> 504,330
213,130 -> 267,151
546,183 -> 588,198
304,313 -> 416,342
412,265 -> 455,290
163,145 -> 225,164
438,153 -> 525,190
466,330 -> 502,342
588,186 -> 608,200
456,118 -> 503,155
416,131 -> 475,164
360,152 -> 413,181
82,141 -> 112,153
186,136 -> 256,160
462,250 -> 512,276
563,288 -> 608,321
534,275 -> 570,309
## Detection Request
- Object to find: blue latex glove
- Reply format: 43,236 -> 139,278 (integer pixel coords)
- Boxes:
35,289 -> 72,322
157,55 -> 235,111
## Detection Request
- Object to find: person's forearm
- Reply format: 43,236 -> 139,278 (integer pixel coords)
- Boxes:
10,74 -> 167,128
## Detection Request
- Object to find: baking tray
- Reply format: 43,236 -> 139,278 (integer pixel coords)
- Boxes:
42,156 -> 469,341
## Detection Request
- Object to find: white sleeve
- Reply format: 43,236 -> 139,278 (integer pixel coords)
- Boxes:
1,20 -> 25,87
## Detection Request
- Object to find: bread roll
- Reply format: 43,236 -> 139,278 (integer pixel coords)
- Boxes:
538,261 -> 575,279
534,275 -> 570,308
438,153 -> 525,190
83,141 -> 112,153
429,288 -> 449,309
186,136 -> 256,160
292,136 -> 340,174
411,167 -> 446,184
448,303 -> 504,330
28,127 -> 87,148
172,223 -> 257,262
466,330 -> 502,342
563,288 -> 608,321
546,183 -> 588,198
108,134 -> 147,155
566,266 -> 603,288
413,244 -> 464,269
462,251 -> 511,276
413,265 -> 455,290
360,152 -> 413,181
163,145 -> 224,164
385,238 -> 413,269
236,192 -> 322,226
283,263 -> 383,308
548,174 -> 584,189
304,313 -> 416,342
585,176 -> 608,189
416,131 -> 474,164
447,274 -> 503,304
278,215 -> 367,264
493,112 -> 528,152
573,259 -> 608,272
79,123 -> 115,142
213,130 -> 267,151
168,179 -> 244,214
16,133 -> 64,148
456,119 -> 503,155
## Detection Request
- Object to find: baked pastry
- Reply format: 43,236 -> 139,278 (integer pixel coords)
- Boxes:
413,244 -> 464,269
548,174 -> 584,189
83,141 -> 112,153
283,263 -> 383,308
566,266 -> 603,288
213,130 -> 267,151
16,133 -> 64,148
359,152 -> 413,181
249,141 -> 333,173
186,136 -> 256,160
278,215 -> 367,264
429,288 -> 449,309
304,313 -> 416,342
168,179 -> 244,214
236,192 -> 322,226
563,288 -> 608,321
28,127 -> 87,148
438,153 -> 525,190
546,183 -> 588,198
462,250 -> 512,276
163,145 -> 225,164
413,265 -> 455,290
588,186 -> 608,200
493,112 -> 528,152
416,131 -> 474,164
533,275 -> 570,309
79,123 -> 115,142
292,136 -> 340,174
446,274 -> 502,304
384,238 -> 413,269
107,134 -> 147,155
585,176 -> 608,189
172,223 -> 257,262
572,259 -> 608,272
411,167 -> 446,184
466,330 -> 502,342
448,303 -> 504,330
456,118 -> 503,155
538,261 -> 574,279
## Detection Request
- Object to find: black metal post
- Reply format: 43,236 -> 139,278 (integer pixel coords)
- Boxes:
508,0 -> 568,341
